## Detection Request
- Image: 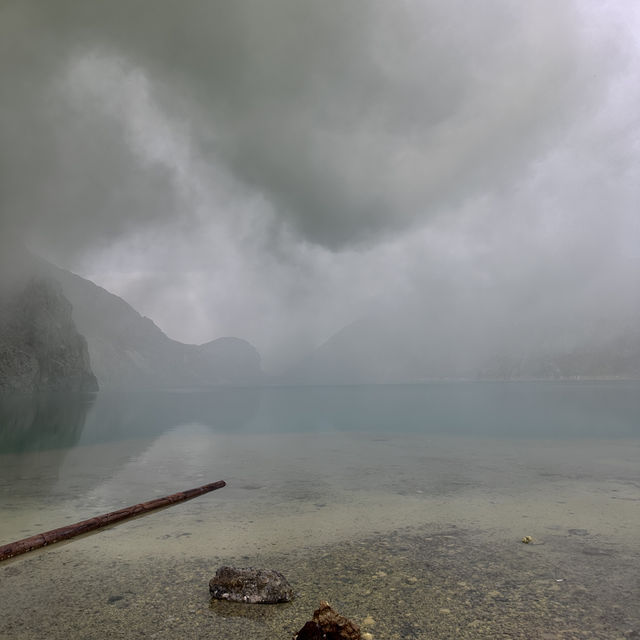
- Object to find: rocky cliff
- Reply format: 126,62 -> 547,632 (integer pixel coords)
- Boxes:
0,277 -> 99,393
1,243 -> 263,391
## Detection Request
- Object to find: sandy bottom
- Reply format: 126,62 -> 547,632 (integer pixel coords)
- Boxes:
1,429 -> 639,638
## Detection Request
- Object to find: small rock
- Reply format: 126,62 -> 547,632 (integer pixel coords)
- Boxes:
295,601 -> 361,640
296,621 -> 324,640
209,566 -> 293,604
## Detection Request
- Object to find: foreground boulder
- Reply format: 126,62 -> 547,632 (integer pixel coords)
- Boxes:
295,601 -> 361,640
209,566 -> 293,604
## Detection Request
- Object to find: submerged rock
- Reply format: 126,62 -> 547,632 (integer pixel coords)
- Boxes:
295,601 -> 361,640
209,566 -> 293,604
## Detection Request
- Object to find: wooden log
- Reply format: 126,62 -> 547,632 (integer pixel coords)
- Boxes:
0,480 -> 226,562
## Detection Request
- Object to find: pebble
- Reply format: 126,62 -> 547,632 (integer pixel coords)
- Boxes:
362,616 -> 375,627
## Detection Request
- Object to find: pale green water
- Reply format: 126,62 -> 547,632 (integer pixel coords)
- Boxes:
0,382 -> 639,639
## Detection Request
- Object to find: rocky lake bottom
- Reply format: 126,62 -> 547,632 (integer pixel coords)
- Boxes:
1,427 -> 639,639
1,384 -> 640,639
0,519 -> 638,639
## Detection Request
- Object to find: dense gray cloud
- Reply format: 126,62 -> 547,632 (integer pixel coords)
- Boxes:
1,0 -> 639,369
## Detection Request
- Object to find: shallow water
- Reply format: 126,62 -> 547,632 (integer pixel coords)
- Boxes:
0,382 -> 639,638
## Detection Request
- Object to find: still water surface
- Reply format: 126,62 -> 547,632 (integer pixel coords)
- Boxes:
0,382 -> 639,638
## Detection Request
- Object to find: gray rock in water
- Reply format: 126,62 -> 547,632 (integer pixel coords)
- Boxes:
209,566 -> 293,604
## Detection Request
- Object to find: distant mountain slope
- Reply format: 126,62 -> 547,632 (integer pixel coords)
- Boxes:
0,276 -> 98,393
43,263 -> 263,389
287,306 -> 640,384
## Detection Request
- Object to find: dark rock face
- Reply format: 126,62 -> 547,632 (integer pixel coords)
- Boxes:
0,277 -> 98,393
209,566 -> 293,604
295,601 -> 361,640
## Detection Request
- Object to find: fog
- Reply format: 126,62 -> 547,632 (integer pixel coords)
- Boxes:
2,1 -> 639,372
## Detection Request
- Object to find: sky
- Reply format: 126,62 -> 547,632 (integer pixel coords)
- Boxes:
2,1 -> 639,371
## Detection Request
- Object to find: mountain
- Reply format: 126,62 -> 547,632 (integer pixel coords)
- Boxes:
0,276 -> 98,393
1,245 -> 263,390
44,262 -> 263,389
287,304 -> 640,384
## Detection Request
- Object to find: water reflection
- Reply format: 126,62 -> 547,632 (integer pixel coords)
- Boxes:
0,382 -> 638,568
0,392 -> 95,454
0,387 -> 263,454
252,381 -> 640,438
0,388 -> 262,502
0,381 -> 638,506
1,382 -> 638,457
79,387 -> 261,445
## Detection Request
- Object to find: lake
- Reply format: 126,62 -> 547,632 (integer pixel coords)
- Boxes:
1,382 -> 639,639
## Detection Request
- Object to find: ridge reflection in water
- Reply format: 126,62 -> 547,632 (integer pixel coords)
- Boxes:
0,381 -> 638,534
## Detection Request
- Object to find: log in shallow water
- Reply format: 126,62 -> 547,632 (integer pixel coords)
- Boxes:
0,480 -> 226,562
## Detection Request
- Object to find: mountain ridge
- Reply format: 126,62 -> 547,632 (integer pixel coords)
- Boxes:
1,247 -> 264,391
285,305 -> 640,385
46,262 -> 263,389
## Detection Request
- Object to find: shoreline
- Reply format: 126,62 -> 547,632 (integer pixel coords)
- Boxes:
1,424 -> 639,638
2,431 -> 639,554
1,521 -> 638,639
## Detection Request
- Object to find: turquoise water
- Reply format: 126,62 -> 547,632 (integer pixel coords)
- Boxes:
1,382 -> 639,638
3,381 -> 640,450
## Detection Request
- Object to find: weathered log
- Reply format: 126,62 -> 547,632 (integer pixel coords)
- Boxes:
0,480 -> 226,562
